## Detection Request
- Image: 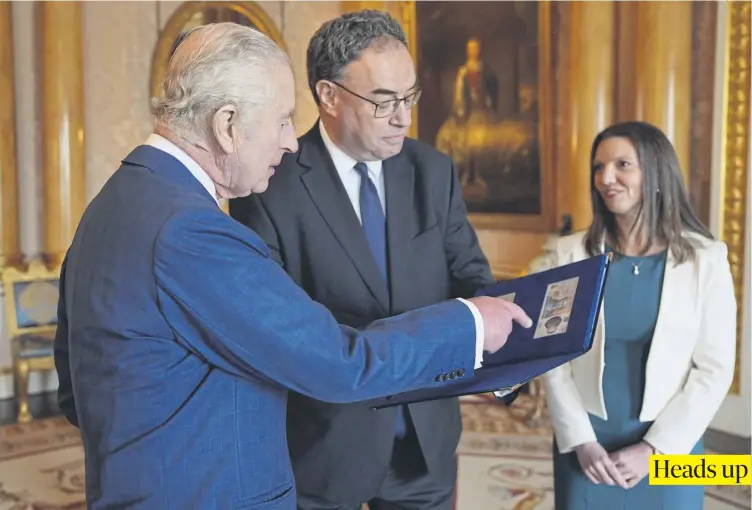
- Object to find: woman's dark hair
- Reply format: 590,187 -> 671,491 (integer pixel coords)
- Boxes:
584,121 -> 713,263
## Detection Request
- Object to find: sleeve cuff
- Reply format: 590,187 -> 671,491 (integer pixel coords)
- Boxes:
456,298 -> 484,369
556,428 -> 599,454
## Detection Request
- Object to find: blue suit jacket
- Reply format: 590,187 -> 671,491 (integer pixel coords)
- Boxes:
53,145 -> 478,510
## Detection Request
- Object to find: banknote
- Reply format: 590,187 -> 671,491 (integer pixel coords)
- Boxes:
534,276 -> 579,339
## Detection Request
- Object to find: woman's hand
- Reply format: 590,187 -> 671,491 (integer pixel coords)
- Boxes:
573,441 -> 629,488
609,441 -> 654,488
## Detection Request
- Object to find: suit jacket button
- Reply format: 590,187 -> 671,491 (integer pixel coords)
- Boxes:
449,370 -> 457,379
457,368 -> 465,377
435,374 -> 443,382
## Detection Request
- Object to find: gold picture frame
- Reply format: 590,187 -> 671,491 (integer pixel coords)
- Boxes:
149,1 -> 286,102
717,0 -> 750,395
399,1 -> 556,233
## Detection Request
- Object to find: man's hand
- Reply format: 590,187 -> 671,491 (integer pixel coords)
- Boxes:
573,441 -> 629,488
609,441 -> 653,488
468,296 -> 533,354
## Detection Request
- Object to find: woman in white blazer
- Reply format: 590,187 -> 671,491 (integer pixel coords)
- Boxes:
539,121 -> 736,509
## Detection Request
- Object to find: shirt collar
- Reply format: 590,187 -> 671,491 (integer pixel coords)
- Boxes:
145,133 -> 219,205
319,122 -> 382,178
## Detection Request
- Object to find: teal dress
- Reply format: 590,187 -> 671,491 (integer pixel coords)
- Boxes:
552,249 -> 704,509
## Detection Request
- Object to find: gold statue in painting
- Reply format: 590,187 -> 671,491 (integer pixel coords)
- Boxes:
435,37 -> 538,204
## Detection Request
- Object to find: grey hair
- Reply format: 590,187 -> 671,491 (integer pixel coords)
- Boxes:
151,22 -> 291,144
306,10 -> 407,105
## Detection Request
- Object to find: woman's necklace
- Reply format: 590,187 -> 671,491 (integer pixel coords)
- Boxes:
631,260 -> 645,276
608,233 -> 658,276
609,246 -> 646,275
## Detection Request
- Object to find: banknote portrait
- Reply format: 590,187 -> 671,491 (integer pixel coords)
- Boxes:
534,276 -> 579,339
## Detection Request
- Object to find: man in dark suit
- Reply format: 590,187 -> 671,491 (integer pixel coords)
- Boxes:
230,11 -> 500,510
53,23 -> 531,509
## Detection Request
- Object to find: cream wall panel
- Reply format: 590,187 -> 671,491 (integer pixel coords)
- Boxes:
281,1 -> 342,135
83,1 -> 159,202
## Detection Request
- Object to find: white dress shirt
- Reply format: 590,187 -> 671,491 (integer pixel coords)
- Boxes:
319,123 -> 486,370
319,121 -> 386,221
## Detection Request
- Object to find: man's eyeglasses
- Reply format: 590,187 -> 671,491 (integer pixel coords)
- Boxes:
332,81 -> 422,119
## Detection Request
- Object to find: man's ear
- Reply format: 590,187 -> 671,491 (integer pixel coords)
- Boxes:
316,81 -> 337,115
212,104 -> 238,154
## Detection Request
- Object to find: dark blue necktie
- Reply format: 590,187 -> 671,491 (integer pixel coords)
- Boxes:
354,162 -> 387,282
354,162 -> 408,438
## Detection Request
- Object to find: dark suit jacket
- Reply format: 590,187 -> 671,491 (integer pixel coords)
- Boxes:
53,144 -> 481,509
230,124 -> 494,504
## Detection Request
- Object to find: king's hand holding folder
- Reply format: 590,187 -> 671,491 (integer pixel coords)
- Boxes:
368,253 -> 610,409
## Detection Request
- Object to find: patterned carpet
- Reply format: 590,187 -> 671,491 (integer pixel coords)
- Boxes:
455,395 -> 751,509
0,396 -> 747,509
0,416 -> 84,509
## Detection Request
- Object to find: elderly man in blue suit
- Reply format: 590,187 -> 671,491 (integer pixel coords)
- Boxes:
53,23 -> 531,509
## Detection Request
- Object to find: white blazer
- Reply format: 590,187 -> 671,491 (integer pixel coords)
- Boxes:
537,231 -> 737,455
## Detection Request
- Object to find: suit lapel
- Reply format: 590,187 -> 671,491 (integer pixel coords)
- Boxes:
298,128 -> 390,313
383,153 -> 415,314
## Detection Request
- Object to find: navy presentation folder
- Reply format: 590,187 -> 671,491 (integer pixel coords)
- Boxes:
367,253 -> 611,409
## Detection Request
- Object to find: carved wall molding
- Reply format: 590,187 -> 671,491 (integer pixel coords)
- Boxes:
719,0 -> 750,395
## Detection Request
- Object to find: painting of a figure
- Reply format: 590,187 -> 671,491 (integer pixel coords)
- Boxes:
415,1 -> 545,217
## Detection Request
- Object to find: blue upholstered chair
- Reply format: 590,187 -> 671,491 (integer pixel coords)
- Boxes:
1,260 -> 60,423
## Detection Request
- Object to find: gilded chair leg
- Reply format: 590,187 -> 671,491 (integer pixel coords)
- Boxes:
15,361 -> 31,423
